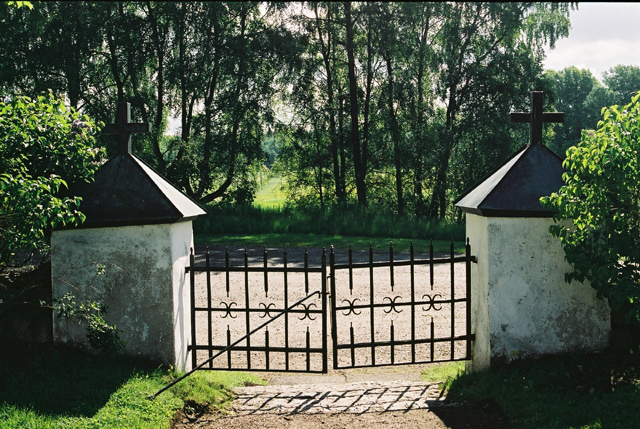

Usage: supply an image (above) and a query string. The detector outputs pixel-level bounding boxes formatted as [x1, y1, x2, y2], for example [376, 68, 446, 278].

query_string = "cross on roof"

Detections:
[510, 91, 564, 146]
[102, 102, 151, 154]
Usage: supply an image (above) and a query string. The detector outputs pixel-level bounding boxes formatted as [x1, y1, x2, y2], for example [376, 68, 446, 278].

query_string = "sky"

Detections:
[543, 2, 640, 81]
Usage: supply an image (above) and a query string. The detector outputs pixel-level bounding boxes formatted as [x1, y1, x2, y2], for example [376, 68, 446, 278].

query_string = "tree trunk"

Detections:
[385, 53, 404, 215]
[344, 1, 366, 205]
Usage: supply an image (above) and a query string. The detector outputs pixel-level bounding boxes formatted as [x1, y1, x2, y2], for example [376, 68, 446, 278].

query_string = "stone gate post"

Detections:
[455, 92, 610, 371]
[51, 103, 205, 372]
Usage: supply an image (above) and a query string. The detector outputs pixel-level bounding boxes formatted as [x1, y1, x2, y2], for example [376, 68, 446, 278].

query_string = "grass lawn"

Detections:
[423, 351, 640, 429]
[195, 232, 466, 254]
[0, 343, 264, 429]
[253, 177, 286, 209]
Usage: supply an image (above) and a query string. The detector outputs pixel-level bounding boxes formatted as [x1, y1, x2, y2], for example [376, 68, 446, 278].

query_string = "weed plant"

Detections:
[194, 205, 465, 242]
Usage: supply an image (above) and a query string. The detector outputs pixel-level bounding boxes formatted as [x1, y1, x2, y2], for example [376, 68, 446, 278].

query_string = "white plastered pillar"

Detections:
[465, 214, 610, 372]
[51, 221, 193, 372]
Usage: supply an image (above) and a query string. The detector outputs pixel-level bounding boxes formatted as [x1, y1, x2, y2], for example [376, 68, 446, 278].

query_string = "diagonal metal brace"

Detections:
[149, 290, 321, 400]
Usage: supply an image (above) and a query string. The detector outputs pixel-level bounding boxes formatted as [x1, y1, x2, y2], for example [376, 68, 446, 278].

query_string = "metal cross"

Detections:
[102, 102, 151, 154]
[510, 91, 564, 146]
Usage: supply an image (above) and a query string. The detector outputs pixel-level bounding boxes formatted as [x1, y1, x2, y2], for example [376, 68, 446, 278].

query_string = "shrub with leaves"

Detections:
[0, 93, 104, 272]
[51, 291, 125, 353]
[541, 93, 640, 323]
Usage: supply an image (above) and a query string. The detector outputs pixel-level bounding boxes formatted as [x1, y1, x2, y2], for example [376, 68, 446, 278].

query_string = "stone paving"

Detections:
[231, 380, 453, 415]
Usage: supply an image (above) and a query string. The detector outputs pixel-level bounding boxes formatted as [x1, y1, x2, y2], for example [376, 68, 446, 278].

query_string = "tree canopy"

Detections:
[0, 1, 577, 220]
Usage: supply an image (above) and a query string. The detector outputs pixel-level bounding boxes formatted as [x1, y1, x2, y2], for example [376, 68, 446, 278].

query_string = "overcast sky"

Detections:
[543, 2, 640, 80]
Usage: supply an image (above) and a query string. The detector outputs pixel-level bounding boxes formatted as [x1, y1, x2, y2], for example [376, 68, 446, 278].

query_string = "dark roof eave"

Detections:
[55, 216, 198, 231]
[458, 206, 556, 218]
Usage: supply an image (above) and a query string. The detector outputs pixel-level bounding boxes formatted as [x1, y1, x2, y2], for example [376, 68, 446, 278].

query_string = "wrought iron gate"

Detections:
[329, 240, 474, 369]
[186, 241, 474, 373]
[187, 247, 328, 373]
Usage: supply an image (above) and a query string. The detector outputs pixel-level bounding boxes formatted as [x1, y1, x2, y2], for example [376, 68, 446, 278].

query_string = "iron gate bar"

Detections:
[265, 329, 270, 370]
[334, 335, 472, 349]
[329, 247, 338, 369]
[196, 307, 323, 316]
[410, 242, 415, 363]
[225, 247, 230, 296]
[264, 247, 268, 296]
[333, 298, 468, 312]
[369, 244, 375, 365]
[187, 266, 325, 273]
[321, 249, 328, 373]
[206, 248, 213, 368]
[430, 240, 434, 289]
[450, 241, 455, 359]
[348, 245, 353, 295]
[190, 248, 196, 369]
[192, 345, 325, 354]
[466, 238, 473, 357]
[244, 248, 251, 369]
[390, 242, 394, 291]
[304, 248, 309, 294]
[284, 247, 289, 370]
[329, 255, 474, 270]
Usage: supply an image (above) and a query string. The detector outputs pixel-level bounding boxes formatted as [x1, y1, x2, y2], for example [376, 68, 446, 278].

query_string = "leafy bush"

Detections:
[0, 93, 104, 272]
[542, 93, 640, 323]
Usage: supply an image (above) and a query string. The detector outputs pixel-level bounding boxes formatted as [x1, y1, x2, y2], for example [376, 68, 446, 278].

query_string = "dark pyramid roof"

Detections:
[68, 153, 206, 229]
[454, 144, 565, 217]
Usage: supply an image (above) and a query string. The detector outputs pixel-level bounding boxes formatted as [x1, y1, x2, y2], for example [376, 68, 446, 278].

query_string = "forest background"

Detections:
[2, 1, 639, 240]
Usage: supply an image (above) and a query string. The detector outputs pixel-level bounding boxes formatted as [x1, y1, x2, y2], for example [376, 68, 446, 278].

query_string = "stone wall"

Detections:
[51, 222, 192, 370]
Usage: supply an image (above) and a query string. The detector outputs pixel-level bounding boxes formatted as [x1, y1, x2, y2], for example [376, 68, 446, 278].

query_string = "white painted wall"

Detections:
[51, 222, 193, 371]
[466, 214, 610, 371]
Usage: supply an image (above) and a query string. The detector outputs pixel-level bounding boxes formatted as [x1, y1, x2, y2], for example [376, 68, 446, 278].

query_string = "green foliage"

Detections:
[541, 93, 640, 322]
[0, 94, 103, 272]
[50, 291, 125, 353]
[545, 64, 640, 160]
[603, 65, 640, 105]
[544, 67, 599, 155]
[168, 370, 264, 414]
[445, 352, 640, 429]
[253, 176, 286, 209]
[421, 361, 464, 388]
[5, 1, 32, 9]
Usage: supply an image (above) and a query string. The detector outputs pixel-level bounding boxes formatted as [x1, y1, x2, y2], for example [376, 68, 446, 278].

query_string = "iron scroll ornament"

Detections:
[298, 302, 318, 320]
[258, 302, 277, 318]
[383, 296, 403, 314]
[219, 301, 238, 318]
[422, 294, 443, 312]
[341, 298, 362, 316]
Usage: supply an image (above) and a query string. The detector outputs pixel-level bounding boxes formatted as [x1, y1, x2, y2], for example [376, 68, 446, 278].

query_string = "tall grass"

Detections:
[194, 205, 465, 241]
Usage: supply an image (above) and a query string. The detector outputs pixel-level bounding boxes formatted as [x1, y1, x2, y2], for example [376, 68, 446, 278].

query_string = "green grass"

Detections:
[194, 205, 465, 242]
[195, 233, 466, 254]
[253, 177, 286, 209]
[422, 361, 465, 387]
[427, 352, 640, 429]
[0, 343, 263, 429]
